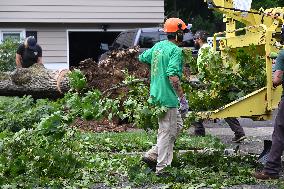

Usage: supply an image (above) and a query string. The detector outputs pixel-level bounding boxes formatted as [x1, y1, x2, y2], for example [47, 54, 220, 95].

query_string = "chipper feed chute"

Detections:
[198, 0, 284, 120]
[198, 87, 282, 120]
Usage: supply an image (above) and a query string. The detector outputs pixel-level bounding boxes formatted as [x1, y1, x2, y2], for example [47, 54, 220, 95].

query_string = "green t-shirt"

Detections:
[139, 40, 183, 108]
[274, 49, 284, 80]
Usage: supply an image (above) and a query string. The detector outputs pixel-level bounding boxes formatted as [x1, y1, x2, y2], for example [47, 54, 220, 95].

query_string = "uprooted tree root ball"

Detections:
[76, 46, 150, 95]
[70, 46, 150, 131]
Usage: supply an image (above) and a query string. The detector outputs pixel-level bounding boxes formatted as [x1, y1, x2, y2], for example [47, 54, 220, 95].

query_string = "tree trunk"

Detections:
[0, 64, 70, 99]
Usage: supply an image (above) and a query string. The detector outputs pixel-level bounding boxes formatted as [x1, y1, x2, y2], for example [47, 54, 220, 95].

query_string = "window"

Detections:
[0, 29, 25, 42]
[139, 32, 166, 48]
[112, 32, 126, 49]
[111, 30, 137, 49]
[3, 32, 21, 41]
[177, 32, 194, 48]
[123, 31, 136, 48]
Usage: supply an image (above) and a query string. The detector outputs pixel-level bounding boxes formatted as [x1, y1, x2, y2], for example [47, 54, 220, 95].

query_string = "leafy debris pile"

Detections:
[68, 47, 153, 132]
[184, 46, 266, 111]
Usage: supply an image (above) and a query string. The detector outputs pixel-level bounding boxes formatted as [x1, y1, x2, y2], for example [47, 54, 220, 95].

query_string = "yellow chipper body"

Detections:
[198, 0, 284, 120]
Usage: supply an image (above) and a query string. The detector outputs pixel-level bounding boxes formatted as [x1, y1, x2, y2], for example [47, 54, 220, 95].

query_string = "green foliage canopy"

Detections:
[165, 0, 284, 34]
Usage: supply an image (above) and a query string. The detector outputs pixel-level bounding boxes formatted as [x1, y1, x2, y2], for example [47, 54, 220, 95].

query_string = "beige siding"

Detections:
[0, 22, 158, 68]
[0, 0, 164, 23]
[37, 30, 67, 65]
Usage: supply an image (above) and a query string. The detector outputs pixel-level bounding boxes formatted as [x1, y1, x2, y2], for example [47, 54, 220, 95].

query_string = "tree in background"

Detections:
[165, 0, 284, 35]
[252, 0, 284, 9]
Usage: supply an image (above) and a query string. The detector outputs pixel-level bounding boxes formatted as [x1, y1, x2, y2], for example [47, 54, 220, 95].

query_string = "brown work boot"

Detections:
[253, 171, 279, 180]
[141, 156, 157, 172]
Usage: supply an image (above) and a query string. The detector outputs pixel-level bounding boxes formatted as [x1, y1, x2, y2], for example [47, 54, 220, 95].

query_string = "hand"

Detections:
[179, 95, 189, 116]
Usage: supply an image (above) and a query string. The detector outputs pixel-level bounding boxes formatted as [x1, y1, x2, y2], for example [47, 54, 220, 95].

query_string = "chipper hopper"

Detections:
[198, 0, 284, 120]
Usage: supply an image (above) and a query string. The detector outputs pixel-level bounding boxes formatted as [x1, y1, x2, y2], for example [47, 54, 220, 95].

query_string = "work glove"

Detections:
[179, 95, 189, 117]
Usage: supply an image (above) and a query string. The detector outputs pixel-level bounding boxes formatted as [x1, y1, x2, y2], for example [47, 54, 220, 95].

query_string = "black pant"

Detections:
[264, 100, 284, 175]
[193, 117, 245, 137]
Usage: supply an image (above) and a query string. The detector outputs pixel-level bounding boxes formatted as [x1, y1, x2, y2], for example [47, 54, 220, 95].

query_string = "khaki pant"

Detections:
[144, 108, 183, 173]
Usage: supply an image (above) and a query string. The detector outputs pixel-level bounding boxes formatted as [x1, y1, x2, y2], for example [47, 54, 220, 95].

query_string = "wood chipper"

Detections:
[197, 0, 284, 120]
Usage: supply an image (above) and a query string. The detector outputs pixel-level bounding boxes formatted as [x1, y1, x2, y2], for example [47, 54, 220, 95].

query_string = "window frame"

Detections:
[0, 29, 26, 43]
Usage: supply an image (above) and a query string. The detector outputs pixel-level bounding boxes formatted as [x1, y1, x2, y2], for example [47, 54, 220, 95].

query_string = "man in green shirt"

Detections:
[139, 17, 189, 176]
[192, 30, 246, 143]
[254, 27, 284, 180]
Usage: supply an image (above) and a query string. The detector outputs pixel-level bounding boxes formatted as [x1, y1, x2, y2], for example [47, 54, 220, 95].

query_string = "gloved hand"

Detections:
[179, 95, 189, 117]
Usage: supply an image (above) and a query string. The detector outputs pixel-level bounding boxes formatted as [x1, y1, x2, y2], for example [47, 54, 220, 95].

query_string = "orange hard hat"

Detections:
[164, 18, 187, 33]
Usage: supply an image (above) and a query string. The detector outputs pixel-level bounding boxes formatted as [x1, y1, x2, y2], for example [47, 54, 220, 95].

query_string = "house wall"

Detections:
[0, 0, 164, 69]
[37, 28, 67, 69]
[0, 0, 164, 23]
[0, 23, 158, 69]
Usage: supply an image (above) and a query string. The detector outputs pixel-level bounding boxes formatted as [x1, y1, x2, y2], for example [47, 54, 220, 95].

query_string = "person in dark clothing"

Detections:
[193, 118, 246, 142]
[192, 30, 246, 143]
[16, 36, 43, 68]
[253, 27, 284, 180]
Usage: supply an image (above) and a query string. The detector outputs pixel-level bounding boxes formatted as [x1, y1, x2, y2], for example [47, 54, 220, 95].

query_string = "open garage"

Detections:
[68, 31, 120, 67]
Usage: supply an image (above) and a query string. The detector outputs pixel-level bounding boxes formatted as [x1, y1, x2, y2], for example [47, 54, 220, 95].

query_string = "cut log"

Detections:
[0, 64, 70, 99]
[0, 47, 149, 99]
